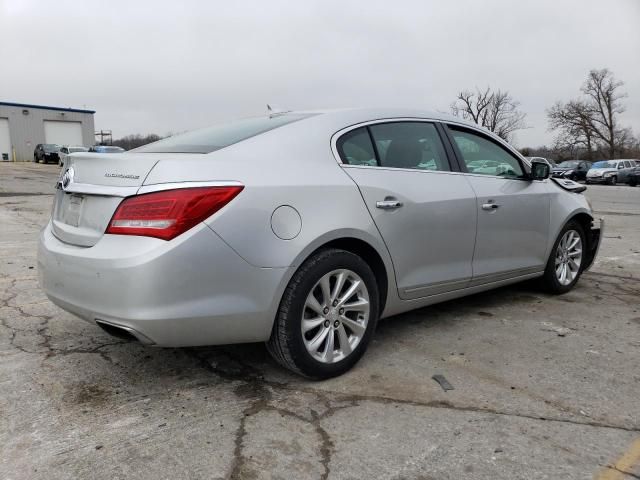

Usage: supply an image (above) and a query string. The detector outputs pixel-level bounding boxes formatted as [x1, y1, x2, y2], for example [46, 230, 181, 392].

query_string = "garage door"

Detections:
[44, 121, 83, 146]
[0, 118, 11, 161]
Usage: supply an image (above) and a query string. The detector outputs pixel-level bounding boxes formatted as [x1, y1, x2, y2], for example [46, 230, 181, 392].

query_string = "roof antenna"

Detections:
[267, 104, 290, 117]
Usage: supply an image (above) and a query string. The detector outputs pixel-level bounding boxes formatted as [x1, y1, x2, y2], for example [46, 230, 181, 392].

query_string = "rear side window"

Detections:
[134, 113, 316, 154]
[336, 128, 377, 166]
[448, 126, 524, 178]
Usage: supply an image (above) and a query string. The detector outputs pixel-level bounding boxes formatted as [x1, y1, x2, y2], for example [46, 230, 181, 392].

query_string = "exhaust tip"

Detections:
[95, 320, 155, 345]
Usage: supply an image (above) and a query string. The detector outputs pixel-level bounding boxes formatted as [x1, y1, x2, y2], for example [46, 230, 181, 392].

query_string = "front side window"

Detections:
[449, 126, 524, 178]
[368, 122, 450, 171]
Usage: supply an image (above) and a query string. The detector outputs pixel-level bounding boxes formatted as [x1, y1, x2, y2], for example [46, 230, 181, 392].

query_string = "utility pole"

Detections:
[94, 130, 113, 145]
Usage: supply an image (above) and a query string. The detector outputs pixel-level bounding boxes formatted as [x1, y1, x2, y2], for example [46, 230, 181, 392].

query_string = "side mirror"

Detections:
[618, 164, 624, 169]
[530, 160, 550, 180]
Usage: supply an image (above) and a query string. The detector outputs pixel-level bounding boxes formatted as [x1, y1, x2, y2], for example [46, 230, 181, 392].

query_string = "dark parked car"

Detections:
[551, 160, 592, 181]
[88, 145, 125, 153]
[33, 144, 61, 164]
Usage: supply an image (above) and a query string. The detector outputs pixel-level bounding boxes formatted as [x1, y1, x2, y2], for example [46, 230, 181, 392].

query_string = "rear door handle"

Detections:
[481, 203, 500, 211]
[376, 199, 403, 210]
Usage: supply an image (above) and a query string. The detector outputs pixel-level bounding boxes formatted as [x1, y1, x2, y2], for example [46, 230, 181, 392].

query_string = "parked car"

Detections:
[38, 108, 602, 378]
[586, 159, 638, 185]
[551, 160, 592, 182]
[33, 144, 61, 164]
[526, 157, 556, 168]
[58, 146, 89, 166]
[88, 145, 126, 153]
[629, 165, 640, 187]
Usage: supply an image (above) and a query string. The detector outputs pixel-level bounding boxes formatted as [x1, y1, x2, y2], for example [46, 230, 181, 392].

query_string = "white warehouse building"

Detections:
[0, 101, 95, 162]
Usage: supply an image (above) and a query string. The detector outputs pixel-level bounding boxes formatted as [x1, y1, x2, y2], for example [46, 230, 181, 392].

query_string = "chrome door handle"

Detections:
[481, 203, 500, 211]
[376, 200, 403, 210]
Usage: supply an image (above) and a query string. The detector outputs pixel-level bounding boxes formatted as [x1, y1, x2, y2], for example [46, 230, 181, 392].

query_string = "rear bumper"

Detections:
[37, 222, 290, 347]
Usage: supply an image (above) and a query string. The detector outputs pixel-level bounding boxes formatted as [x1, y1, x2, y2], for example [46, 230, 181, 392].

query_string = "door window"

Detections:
[336, 128, 377, 166]
[448, 126, 524, 178]
[369, 122, 450, 171]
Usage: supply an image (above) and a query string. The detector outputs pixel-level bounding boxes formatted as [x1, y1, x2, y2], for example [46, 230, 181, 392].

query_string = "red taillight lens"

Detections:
[106, 186, 243, 240]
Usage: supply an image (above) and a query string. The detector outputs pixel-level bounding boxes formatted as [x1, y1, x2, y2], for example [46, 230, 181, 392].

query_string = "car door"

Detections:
[336, 121, 477, 299]
[619, 161, 632, 182]
[443, 124, 550, 284]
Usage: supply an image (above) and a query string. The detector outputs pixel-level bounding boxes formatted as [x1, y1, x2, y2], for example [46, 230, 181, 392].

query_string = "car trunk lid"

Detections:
[51, 153, 160, 247]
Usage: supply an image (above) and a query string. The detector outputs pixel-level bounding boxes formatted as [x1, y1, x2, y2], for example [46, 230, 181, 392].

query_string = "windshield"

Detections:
[592, 161, 615, 169]
[557, 161, 579, 168]
[69, 147, 88, 153]
[43, 144, 60, 151]
[134, 113, 316, 154]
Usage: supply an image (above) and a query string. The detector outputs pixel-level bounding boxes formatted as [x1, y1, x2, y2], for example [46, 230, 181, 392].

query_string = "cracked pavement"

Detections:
[1, 163, 639, 479]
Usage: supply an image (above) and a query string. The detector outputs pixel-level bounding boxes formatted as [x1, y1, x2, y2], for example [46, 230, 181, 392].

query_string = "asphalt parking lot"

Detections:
[1, 162, 639, 480]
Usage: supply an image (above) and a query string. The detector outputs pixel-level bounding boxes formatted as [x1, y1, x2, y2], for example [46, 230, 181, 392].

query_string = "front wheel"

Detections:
[541, 221, 586, 294]
[608, 175, 617, 185]
[267, 248, 379, 379]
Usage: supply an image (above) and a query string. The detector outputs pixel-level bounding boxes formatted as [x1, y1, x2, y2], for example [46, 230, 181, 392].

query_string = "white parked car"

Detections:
[58, 145, 89, 166]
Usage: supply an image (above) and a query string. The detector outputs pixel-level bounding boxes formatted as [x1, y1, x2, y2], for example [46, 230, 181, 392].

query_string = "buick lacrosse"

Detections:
[38, 108, 602, 378]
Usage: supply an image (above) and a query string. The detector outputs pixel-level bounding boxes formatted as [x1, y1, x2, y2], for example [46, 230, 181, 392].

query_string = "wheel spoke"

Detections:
[323, 330, 335, 362]
[568, 258, 580, 271]
[568, 248, 582, 258]
[302, 316, 325, 333]
[307, 326, 330, 352]
[341, 315, 366, 336]
[568, 236, 581, 250]
[319, 276, 331, 307]
[305, 295, 324, 316]
[337, 280, 361, 307]
[342, 298, 369, 312]
[560, 264, 567, 284]
[331, 271, 347, 303]
[337, 324, 352, 356]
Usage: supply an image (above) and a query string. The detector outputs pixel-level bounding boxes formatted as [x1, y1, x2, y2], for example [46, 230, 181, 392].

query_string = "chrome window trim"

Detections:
[330, 117, 533, 179]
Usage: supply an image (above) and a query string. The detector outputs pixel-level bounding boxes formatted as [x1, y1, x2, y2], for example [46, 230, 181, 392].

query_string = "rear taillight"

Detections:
[106, 186, 243, 240]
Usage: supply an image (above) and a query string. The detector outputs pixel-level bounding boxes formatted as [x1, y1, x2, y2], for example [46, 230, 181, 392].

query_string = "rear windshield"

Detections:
[134, 113, 316, 154]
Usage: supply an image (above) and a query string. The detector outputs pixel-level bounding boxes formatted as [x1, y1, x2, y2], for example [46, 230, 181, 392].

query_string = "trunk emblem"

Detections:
[58, 167, 75, 191]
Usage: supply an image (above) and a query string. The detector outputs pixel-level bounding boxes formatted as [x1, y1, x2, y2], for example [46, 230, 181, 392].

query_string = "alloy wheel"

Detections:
[301, 269, 370, 364]
[555, 230, 583, 286]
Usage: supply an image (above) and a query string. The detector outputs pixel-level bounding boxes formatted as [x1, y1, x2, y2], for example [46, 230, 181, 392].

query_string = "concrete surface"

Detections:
[1, 163, 639, 480]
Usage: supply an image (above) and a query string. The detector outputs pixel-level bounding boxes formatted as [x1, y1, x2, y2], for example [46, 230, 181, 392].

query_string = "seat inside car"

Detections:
[383, 137, 423, 169]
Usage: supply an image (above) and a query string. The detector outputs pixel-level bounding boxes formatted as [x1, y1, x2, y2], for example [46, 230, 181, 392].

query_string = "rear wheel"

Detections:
[267, 248, 379, 379]
[541, 221, 585, 294]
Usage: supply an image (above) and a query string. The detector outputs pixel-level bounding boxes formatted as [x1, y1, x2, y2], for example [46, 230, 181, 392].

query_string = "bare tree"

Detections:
[581, 68, 627, 159]
[451, 87, 527, 141]
[547, 99, 595, 160]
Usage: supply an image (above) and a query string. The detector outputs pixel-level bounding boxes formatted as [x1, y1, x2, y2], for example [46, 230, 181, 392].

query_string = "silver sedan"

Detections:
[38, 108, 602, 378]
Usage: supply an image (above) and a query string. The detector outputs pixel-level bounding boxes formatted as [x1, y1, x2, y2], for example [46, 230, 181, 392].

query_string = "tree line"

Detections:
[450, 68, 639, 161]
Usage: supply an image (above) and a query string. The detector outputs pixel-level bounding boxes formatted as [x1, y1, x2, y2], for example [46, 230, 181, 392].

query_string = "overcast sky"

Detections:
[1, 0, 639, 147]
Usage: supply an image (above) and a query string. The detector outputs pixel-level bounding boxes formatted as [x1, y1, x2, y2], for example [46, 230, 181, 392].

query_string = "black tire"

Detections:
[630, 180, 637, 187]
[267, 248, 379, 379]
[541, 220, 586, 294]
[608, 175, 616, 186]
